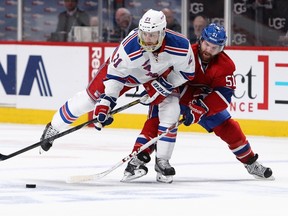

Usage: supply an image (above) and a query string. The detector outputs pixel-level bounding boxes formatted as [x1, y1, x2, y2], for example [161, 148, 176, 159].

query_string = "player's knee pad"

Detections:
[69, 90, 95, 116]
[213, 118, 246, 148]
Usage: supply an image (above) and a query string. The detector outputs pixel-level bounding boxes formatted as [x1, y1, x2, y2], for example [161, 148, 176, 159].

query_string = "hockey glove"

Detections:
[141, 77, 173, 105]
[183, 99, 209, 126]
[94, 94, 116, 130]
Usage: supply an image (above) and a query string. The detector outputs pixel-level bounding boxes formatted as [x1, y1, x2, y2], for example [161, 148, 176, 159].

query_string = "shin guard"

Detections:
[213, 119, 254, 163]
[132, 117, 159, 154]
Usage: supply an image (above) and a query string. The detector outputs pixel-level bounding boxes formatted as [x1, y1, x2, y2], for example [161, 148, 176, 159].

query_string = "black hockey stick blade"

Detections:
[0, 99, 140, 161]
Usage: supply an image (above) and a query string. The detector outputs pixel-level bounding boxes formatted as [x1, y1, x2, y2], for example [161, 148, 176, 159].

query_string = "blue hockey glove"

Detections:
[183, 99, 209, 126]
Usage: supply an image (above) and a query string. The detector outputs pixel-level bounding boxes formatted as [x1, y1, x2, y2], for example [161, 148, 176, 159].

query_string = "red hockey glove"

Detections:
[94, 94, 116, 130]
[141, 77, 173, 105]
[183, 99, 209, 126]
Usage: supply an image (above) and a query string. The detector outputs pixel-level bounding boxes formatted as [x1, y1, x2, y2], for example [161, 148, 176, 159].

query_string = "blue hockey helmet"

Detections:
[201, 23, 227, 47]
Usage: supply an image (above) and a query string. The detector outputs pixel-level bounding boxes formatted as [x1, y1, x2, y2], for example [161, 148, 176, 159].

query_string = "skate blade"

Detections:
[253, 174, 275, 181]
[156, 172, 173, 184]
[121, 169, 147, 182]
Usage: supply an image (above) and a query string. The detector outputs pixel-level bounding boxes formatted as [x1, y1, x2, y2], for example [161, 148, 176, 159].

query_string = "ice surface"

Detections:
[0, 123, 287, 216]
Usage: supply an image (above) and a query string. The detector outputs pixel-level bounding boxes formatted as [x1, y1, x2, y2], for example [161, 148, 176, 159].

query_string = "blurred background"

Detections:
[0, 0, 287, 46]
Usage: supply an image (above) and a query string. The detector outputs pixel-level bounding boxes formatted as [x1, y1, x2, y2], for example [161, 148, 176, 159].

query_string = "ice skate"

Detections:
[121, 152, 151, 182]
[40, 123, 59, 152]
[155, 157, 175, 183]
[244, 154, 275, 180]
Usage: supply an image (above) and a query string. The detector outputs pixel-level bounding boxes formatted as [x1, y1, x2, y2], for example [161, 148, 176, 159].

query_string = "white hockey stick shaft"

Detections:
[66, 119, 184, 183]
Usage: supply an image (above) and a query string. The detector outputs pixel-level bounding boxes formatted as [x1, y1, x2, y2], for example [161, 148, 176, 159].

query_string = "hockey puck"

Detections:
[26, 184, 36, 188]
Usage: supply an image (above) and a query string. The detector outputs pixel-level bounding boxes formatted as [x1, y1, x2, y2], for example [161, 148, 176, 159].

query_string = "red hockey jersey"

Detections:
[180, 43, 236, 116]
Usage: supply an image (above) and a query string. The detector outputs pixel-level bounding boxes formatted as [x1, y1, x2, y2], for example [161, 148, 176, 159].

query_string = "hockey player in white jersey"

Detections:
[40, 9, 195, 182]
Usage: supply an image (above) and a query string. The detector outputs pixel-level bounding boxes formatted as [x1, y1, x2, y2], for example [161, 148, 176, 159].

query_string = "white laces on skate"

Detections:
[43, 128, 59, 141]
[39, 123, 59, 154]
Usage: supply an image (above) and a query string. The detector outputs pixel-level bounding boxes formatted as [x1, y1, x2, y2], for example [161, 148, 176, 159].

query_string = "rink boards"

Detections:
[0, 42, 287, 136]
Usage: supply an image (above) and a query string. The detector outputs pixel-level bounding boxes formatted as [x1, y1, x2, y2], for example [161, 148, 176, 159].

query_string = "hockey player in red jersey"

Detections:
[40, 9, 195, 182]
[122, 23, 274, 182]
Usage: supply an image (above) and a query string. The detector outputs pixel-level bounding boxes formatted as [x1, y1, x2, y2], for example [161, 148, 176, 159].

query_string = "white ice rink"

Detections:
[0, 123, 287, 216]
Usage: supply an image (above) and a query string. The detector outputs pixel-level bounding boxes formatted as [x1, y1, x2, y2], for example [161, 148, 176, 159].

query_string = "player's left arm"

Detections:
[181, 75, 235, 126]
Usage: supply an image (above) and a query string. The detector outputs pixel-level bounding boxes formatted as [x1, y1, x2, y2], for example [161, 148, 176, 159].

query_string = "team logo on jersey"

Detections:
[142, 59, 158, 78]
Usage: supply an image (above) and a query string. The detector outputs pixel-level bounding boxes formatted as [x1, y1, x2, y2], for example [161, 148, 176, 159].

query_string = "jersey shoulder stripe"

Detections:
[164, 30, 190, 56]
[122, 31, 144, 61]
[128, 48, 145, 61]
[122, 30, 138, 46]
[164, 45, 189, 56]
[166, 29, 187, 39]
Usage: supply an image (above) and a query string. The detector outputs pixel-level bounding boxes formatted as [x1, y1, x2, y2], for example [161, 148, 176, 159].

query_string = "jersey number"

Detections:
[226, 75, 236, 87]
[112, 53, 122, 68]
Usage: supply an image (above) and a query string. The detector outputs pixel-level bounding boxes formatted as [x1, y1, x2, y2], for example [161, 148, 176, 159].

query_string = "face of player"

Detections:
[199, 40, 222, 63]
[139, 30, 160, 47]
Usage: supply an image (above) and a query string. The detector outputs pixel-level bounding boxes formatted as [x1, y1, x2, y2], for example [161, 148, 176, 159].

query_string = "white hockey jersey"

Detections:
[104, 29, 195, 98]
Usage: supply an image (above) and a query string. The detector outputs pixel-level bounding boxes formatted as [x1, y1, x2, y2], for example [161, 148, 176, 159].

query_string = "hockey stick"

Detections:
[0, 99, 140, 161]
[66, 118, 185, 183]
